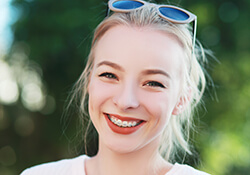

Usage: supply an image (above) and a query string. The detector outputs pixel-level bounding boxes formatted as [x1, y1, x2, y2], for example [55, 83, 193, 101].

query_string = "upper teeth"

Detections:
[110, 115, 138, 128]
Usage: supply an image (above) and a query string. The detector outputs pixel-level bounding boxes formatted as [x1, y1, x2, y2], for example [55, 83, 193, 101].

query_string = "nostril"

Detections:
[112, 82, 140, 110]
[112, 93, 140, 110]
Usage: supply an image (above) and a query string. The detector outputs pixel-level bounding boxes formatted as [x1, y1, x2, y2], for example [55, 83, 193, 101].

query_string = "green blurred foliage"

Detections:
[0, 0, 249, 174]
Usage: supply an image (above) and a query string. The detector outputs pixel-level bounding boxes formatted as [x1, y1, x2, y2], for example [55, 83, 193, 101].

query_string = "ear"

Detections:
[172, 98, 185, 116]
[172, 87, 192, 116]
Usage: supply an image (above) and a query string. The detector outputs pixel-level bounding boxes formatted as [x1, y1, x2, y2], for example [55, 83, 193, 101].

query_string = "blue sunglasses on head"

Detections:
[106, 0, 197, 51]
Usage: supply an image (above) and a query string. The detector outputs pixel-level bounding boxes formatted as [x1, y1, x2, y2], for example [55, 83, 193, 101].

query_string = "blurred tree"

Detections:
[0, 0, 249, 174]
[1, 0, 105, 174]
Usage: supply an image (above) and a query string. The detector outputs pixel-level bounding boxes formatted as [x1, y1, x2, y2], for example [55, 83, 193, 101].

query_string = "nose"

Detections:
[113, 82, 140, 110]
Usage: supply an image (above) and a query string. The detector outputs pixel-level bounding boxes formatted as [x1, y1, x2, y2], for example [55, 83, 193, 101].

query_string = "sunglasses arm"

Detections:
[192, 18, 197, 54]
[106, 4, 111, 17]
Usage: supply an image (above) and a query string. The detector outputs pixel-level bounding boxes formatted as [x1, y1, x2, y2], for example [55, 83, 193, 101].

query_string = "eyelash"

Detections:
[98, 72, 166, 89]
[145, 81, 166, 88]
[99, 72, 118, 80]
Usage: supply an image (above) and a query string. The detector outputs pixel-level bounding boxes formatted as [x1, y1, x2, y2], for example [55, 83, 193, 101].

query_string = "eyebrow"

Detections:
[141, 69, 171, 79]
[97, 61, 171, 79]
[97, 61, 125, 72]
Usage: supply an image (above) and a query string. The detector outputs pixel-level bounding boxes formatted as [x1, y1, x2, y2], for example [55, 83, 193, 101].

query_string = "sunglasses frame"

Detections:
[106, 0, 197, 52]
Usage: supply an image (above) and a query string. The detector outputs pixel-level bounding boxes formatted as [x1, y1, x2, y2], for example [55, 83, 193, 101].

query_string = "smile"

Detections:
[107, 114, 143, 128]
[104, 113, 145, 135]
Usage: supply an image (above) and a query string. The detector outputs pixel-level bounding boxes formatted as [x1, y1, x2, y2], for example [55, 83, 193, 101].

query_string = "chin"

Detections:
[99, 133, 145, 155]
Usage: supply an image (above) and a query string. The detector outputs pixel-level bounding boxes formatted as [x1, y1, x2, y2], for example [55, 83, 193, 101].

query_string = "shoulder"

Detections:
[166, 163, 210, 175]
[20, 155, 89, 175]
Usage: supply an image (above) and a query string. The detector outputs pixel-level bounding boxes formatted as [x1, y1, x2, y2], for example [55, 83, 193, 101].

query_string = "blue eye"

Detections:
[99, 72, 118, 80]
[146, 81, 166, 88]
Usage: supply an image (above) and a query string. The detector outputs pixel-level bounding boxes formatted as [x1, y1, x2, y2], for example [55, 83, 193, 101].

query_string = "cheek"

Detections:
[88, 79, 115, 114]
[88, 80, 102, 113]
[141, 92, 177, 122]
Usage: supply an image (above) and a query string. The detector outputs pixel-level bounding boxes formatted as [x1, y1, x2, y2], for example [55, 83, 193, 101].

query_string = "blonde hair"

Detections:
[69, 4, 208, 161]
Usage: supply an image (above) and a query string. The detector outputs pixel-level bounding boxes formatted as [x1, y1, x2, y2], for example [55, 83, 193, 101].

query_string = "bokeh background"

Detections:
[0, 0, 249, 174]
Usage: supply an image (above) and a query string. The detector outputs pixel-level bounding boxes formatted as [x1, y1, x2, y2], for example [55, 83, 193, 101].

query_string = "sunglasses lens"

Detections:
[159, 7, 189, 21]
[112, 0, 144, 10]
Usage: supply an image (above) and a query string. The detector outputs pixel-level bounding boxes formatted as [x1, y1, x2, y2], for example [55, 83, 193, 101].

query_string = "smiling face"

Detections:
[88, 25, 185, 154]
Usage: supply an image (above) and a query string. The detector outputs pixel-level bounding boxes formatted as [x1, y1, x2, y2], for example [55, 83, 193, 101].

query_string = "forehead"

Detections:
[94, 25, 184, 76]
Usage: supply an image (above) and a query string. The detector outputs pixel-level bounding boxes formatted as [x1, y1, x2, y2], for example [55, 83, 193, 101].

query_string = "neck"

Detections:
[86, 137, 172, 175]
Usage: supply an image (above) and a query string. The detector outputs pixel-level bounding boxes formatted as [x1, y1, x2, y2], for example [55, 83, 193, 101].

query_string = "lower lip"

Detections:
[104, 114, 145, 135]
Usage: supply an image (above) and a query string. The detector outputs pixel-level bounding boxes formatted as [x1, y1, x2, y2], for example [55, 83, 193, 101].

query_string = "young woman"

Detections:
[21, 0, 211, 174]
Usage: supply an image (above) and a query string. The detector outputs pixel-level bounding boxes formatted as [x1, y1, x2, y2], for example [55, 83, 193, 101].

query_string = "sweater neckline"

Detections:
[81, 155, 181, 175]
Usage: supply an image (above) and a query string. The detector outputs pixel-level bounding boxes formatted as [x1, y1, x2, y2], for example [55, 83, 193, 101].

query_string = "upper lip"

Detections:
[104, 113, 145, 122]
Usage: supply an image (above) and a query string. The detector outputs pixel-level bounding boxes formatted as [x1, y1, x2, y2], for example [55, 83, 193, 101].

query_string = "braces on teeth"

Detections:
[108, 115, 139, 128]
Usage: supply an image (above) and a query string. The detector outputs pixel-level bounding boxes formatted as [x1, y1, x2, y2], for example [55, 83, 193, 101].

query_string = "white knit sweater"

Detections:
[21, 155, 210, 175]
